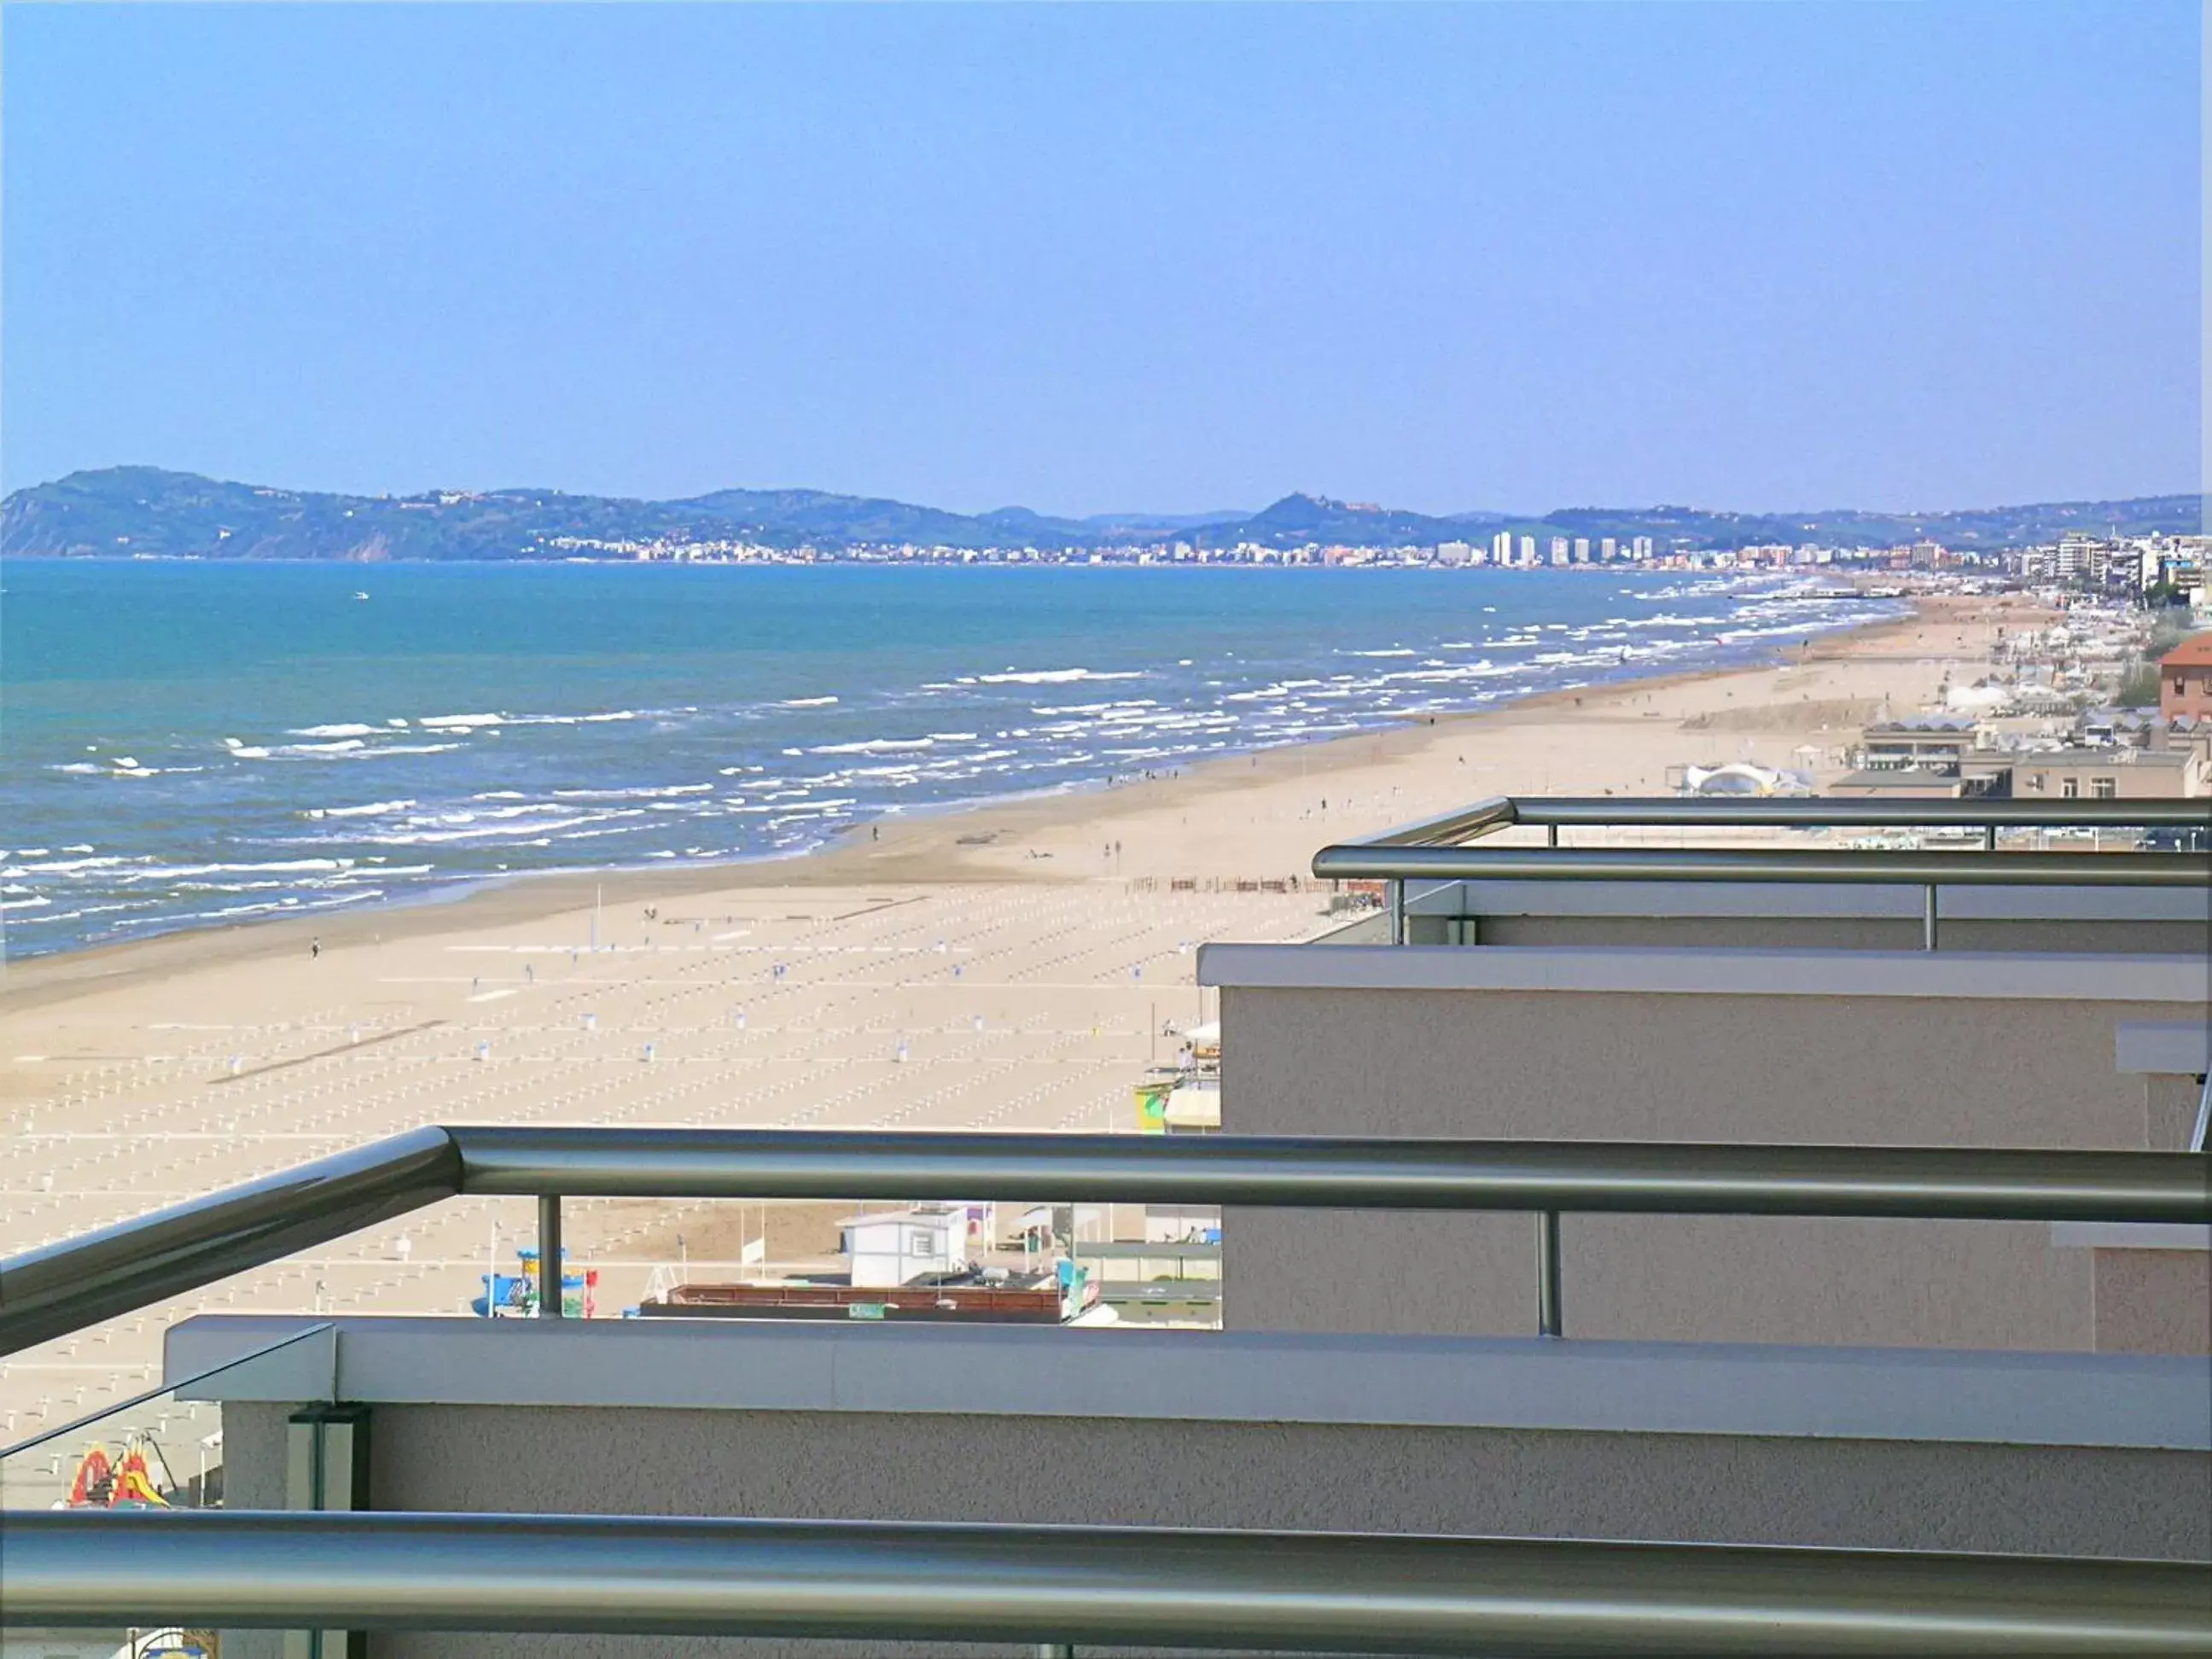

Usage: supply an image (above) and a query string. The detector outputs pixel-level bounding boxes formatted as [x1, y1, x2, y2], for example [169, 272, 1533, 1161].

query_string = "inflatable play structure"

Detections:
[473, 1245, 596, 1318]
[65, 1434, 174, 1508]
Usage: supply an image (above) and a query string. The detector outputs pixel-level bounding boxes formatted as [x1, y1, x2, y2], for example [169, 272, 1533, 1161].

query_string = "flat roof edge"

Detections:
[167, 1316, 2212, 1452]
[1197, 943, 2212, 1003]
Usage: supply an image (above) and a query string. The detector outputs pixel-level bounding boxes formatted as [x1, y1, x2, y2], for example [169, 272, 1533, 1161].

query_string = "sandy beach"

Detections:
[0, 590, 2035, 1458]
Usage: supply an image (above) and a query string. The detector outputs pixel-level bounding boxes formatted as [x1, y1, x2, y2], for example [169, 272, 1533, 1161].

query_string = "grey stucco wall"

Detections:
[1220, 987, 2197, 1349]
[212, 1405, 291, 1659]
[2146, 1072, 2208, 1150]
[356, 1401, 2212, 1557]
[207, 1398, 2211, 1659]
[2095, 1250, 2212, 1354]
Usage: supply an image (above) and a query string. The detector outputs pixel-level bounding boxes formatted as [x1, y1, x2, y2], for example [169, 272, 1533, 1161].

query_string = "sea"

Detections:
[1, 560, 1905, 959]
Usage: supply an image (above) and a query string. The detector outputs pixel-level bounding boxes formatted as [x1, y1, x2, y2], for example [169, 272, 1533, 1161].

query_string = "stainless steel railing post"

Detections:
[1923, 885, 1939, 952]
[1535, 1210, 1563, 1336]
[538, 1194, 564, 1319]
[1388, 879, 1405, 945]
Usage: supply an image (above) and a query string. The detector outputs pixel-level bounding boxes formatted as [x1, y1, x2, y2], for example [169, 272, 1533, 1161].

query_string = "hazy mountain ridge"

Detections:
[3, 467, 2199, 560]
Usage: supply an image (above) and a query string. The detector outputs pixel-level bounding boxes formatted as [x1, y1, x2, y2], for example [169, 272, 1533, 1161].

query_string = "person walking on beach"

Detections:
[310, 937, 320, 960]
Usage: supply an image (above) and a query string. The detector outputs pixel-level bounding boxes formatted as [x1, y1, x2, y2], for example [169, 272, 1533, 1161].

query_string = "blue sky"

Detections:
[2, 2, 2198, 515]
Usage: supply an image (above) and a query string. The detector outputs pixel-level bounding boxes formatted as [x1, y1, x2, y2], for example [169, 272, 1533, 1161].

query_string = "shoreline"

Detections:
[0, 592, 1989, 1010]
[0, 564, 1908, 974]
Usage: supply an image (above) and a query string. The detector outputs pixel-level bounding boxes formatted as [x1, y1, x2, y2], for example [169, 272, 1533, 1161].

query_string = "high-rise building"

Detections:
[1437, 540, 1471, 567]
[1492, 529, 1514, 564]
[1549, 537, 1569, 566]
[1632, 535, 1654, 560]
[1518, 535, 1537, 566]
[1573, 538, 1592, 564]
[1600, 537, 1617, 561]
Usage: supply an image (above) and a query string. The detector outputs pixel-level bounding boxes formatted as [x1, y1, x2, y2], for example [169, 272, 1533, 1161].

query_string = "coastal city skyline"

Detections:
[6, 463, 2201, 568]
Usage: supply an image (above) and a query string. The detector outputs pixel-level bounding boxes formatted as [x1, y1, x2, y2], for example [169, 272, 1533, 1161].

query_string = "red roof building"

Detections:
[2157, 632, 2212, 720]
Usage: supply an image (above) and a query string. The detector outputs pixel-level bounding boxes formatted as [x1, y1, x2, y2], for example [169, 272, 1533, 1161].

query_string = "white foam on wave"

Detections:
[418, 713, 506, 730]
[280, 739, 367, 755]
[504, 709, 646, 726]
[360, 812, 635, 845]
[438, 801, 576, 822]
[1033, 699, 1158, 716]
[975, 667, 1144, 685]
[778, 696, 840, 708]
[303, 800, 416, 820]
[117, 857, 357, 883]
[290, 723, 383, 739]
[810, 738, 935, 755]
[109, 888, 389, 930]
[550, 783, 714, 800]
[3, 854, 131, 876]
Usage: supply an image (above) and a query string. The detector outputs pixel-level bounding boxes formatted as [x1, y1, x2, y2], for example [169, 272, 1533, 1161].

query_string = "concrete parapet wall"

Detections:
[1199, 944, 2206, 1350]
[181, 1316, 2209, 1659]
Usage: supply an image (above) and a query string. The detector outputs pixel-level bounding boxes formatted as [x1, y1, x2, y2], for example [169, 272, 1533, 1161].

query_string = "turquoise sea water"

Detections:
[1, 561, 1898, 958]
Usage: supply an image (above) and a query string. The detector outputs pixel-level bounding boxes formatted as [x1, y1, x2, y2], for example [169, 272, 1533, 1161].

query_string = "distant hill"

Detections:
[1, 466, 2198, 560]
[1191, 492, 1509, 550]
[0, 468, 709, 562]
[0, 469, 1187, 559]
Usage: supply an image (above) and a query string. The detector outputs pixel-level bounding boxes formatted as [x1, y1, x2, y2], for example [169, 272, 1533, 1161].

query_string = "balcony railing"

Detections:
[4, 1126, 2205, 1353]
[5, 1510, 2204, 1655]
[1308, 795, 2212, 946]
[8, 1126, 2207, 1652]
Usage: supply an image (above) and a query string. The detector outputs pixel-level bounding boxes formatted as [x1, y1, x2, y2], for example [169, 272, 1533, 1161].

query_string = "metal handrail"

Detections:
[1312, 847, 2212, 884]
[4, 1511, 2205, 1654]
[4, 1128, 2206, 1356]
[0, 1126, 456, 1355]
[1343, 795, 2212, 851]
[445, 1127, 2209, 1217]
[1310, 795, 2212, 946]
